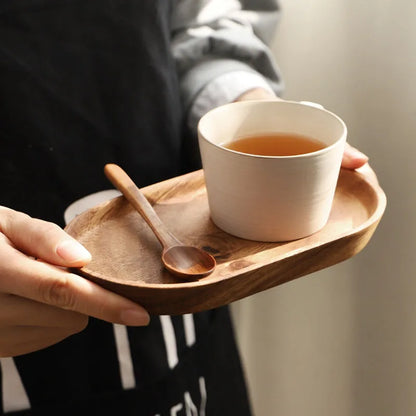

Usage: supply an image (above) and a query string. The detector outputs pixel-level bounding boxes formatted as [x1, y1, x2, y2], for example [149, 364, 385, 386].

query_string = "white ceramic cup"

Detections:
[197, 100, 347, 242]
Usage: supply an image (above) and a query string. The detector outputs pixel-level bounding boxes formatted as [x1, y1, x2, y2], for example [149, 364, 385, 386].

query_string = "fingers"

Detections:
[342, 143, 369, 170]
[0, 206, 91, 268]
[0, 326, 78, 357]
[0, 253, 150, 326]
[0, 207, 150, 357]
[0, 293, 89, 356]
[341, 144, 379, 185]
[0, 236, 150, 327]
[235, 88, 278, 102]
[0, 293, 88, 328]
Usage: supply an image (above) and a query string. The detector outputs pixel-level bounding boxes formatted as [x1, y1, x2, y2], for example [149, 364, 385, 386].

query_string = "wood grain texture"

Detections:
[103, 163, 216, 279]
[65, 169, 386, 315]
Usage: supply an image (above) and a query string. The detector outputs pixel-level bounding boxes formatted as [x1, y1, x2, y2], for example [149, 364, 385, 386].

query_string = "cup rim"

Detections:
[198, 100, 348, 160]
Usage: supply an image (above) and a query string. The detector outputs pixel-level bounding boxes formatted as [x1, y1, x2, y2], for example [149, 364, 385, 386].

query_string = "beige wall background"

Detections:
[231, 0, 416, 415]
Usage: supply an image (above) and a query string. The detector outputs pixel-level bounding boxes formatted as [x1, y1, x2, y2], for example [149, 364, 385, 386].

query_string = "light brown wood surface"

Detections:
[103, 163, 216, 279]
[65, 168, 386, 315]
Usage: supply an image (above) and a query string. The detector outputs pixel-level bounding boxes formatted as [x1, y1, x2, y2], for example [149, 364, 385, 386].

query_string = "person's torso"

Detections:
[0, 1, 251, 414]
[0, 0, 186, 225]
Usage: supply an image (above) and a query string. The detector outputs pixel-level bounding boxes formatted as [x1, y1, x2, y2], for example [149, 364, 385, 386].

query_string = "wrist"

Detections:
[234, 88, 281, 102]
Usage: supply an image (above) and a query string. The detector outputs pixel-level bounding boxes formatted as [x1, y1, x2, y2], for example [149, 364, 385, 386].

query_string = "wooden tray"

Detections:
[66, 168, 386, 315]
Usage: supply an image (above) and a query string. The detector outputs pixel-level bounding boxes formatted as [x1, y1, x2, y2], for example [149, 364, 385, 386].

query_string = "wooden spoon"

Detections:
[104, 164, 216, 280]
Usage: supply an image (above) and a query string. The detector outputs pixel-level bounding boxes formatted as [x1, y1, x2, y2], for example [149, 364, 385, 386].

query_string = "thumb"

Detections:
[341, 143, 369, 170]
[0, 207, 91, 267]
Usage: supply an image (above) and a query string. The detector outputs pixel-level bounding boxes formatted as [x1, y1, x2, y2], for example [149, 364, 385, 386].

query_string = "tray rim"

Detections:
[66, 168, 387, 290]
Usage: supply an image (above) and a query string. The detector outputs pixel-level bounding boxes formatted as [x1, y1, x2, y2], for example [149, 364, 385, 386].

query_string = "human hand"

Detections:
[234, 88, 370, 170]
[0, 207, 149, 357]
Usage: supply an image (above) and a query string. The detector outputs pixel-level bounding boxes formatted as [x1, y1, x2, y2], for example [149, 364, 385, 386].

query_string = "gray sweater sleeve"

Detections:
[171, 0, 284, 129]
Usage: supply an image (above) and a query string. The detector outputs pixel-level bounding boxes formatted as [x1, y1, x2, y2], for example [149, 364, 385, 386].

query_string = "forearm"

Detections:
[172, 0, 283, 130]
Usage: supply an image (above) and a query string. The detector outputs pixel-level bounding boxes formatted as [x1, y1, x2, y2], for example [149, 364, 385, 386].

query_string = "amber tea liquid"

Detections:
[224, 133, 326, 156]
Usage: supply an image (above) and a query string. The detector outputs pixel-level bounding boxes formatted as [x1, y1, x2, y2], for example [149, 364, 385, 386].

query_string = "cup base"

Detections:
[210, 215, 329, 243]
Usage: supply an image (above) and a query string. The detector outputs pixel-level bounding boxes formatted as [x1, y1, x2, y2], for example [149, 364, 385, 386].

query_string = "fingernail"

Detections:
[120, 308, 150, 326]
[56, 240, 92, 263]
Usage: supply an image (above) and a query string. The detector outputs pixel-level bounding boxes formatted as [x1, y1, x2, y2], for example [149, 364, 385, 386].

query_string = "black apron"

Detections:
[0, 1, 252, 414]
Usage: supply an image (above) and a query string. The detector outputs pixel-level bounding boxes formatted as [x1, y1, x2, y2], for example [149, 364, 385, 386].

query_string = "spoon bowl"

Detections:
[162, 245, 216, 279]
[104, 164, 216, 280]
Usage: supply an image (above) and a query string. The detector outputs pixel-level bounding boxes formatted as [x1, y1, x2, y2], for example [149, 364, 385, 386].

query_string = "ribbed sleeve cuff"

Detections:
[182, 60, 279, 131]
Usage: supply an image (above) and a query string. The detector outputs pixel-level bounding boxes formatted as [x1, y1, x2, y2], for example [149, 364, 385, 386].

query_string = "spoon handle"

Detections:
[104, 164, 181, 249]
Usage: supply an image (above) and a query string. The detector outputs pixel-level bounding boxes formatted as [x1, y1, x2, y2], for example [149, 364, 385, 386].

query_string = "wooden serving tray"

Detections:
[66, 168, 386, 315]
